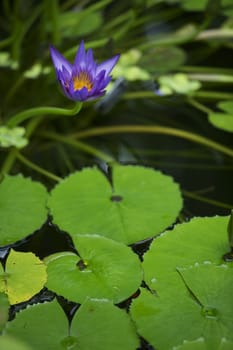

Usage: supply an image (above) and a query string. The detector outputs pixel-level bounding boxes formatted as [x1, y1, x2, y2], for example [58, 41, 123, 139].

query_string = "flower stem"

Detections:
[183, 190, 233, 209]
[122, 91, 233, 100]
[16, 151, 61, 182]
[7, 102, 83, 128]
[71, 125, 233, 158]
[187, 97, 212, 115]
[40, 131, 115, 163]
[0, 148, 18, 178]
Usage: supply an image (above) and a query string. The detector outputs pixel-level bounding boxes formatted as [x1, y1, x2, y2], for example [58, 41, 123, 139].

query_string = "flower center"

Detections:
[73, 71, 93, 92]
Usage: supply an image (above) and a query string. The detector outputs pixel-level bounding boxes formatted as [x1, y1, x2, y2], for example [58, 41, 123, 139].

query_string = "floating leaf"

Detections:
[0, 175, 48, 246]
[0, 249, 47, 304]
[4, 299, 68, 350]
[0, 335, 33, 350]
[0, 292, 9, 331]
[208, 101, 233, 132]
[70, 298, 139, 350]
[180, 0, 208, 11]
[157, 73, 201, 95]
[131, 263, 233, 349]
[0, 126, 28, 148]
[208, 113, 233, 132]
[4, 297, 139, 350]
[59, 11, 102, 37]
[143, 216, 231, 296]
[113, 49, 151, 81]
[45, 234, 142, 303]
[138, 46, 186, 74]
[48, 165, 182, 244]
[24, 63, 50, 79]
[0, 52, 18, 69]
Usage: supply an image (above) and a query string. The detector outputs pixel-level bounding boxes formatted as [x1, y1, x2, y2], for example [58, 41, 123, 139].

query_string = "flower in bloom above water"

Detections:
[50, 40, 120, 101]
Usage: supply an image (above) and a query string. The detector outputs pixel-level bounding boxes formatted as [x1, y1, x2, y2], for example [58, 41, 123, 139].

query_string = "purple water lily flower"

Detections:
[50, 40, 120, 101]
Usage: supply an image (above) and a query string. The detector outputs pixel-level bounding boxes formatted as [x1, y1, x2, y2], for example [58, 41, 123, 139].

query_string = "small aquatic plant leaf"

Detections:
[143, 216, 231, 296]
[45, 234, 142, 303]
[173, 337, 233, 350]
[0, 175, 48, 246]
[208, 113, 233, 132]
[0, 126, 28, 148]
[113, 49, 150, 81]
[70, 298, 139, 350]
[48, 165, 182, 244]
[59, 11, 102, 37]
[0, 335, 33, 350]
[208, 101, 233, 132]
[138, 46, 186, 74]
[4, 299, 68, 350]
[131, 264, 233, 350]
[180, 0, 208, 11]
[0, 292, 9, 331]
[157, 73, 201, 95]
[1, 249, 47, 305]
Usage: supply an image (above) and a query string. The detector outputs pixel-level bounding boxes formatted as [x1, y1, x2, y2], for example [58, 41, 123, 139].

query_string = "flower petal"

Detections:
[74, 40, 86, 69]
[96, 54, 120, 77]
[50, 45, 72, 75]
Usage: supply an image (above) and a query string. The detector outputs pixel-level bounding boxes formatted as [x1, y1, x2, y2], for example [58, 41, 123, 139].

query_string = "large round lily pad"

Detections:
[4, 298, 139, 350]
[45, 234, 143, 303]
[48, 165, 182, 244]
[142, 216, 231, 296]
[130, 263, 233, 350]
[0, 175, 48, 246]
[4, 299, 68, 350]
[70, 298, 139, 350]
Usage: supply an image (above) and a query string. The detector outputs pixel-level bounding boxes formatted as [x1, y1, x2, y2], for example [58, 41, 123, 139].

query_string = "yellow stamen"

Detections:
[73, 71, 93, 91]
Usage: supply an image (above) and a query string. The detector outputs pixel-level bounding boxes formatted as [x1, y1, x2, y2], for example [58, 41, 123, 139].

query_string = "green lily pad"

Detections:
[143, 216, 231, 296]
[158, 73, 201, 95]
[0, 175, 48, 246]
[138, 46, 186, 74]
[130, 263, 233, 350]
[59, 11, 102, 37]
[181, 0, 208, 11]
[0, 292, 9, 331]
[173, 337, 233, 350]
[0, 249, 47, 305]
[4, 297, 139, 350]
[4, 299, 68, 350]
[208, 113, 233, 132]
[45, 234, 142, 303]
[113, 50, 150, 81]
[0, 126, 28, 148]
[70, 298, 139, 350]
[208, 101, 233, 132]
[0, 336, 33, 350]
[48, 165, 182, 244]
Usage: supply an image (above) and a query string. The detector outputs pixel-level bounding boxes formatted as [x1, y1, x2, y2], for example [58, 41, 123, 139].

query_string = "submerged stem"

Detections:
[40, 131, 115, 163]
[71, 125, 233, 158]
[16, 152, 61, 182]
